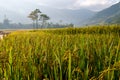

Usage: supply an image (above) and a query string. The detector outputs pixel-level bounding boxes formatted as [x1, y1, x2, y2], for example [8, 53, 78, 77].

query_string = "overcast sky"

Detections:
[0, 0, 119, 12]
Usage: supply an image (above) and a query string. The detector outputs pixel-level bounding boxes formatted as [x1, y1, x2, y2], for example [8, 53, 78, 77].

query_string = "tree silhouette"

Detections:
[39, 14, 50, 28]
[28, 9, 41, 29]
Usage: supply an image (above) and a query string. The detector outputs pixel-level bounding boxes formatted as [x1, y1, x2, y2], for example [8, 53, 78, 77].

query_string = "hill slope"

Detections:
[88, 2, 120, 24]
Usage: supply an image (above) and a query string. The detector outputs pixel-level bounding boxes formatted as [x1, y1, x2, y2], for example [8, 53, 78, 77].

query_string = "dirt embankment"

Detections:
[0, 31, 10, 39]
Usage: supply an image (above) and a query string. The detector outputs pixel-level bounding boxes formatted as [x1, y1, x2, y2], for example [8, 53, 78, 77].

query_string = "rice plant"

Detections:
[0, 25, 120, 80]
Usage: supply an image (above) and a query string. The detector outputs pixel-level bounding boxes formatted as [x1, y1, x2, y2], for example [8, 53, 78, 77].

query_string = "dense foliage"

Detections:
[0, 25, 120, 80]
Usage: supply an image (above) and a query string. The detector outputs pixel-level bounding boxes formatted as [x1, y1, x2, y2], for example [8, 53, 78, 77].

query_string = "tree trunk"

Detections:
[36, 20, 38, 29]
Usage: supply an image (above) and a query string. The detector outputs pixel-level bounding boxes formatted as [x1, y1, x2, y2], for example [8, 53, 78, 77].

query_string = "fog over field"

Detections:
[0, 0, 119, 25]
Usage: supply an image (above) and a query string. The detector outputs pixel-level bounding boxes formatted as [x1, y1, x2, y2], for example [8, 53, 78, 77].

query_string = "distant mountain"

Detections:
[0, 5, 95, 26]
[87, 2, 120, 24]
[42, 8, 95, 25]
[0, 8, 29, 23]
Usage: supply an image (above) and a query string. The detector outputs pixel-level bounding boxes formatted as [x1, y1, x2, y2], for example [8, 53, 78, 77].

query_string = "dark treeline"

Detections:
[0, 21, 74, 29]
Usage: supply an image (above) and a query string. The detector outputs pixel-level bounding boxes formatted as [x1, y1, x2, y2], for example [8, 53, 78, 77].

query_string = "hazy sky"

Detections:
[0, 0, 119, 11]
[0, 0, 119, 23]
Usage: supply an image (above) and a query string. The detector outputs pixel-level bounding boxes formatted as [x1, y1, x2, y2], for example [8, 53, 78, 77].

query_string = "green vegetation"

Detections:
[0, 25, 120, 80]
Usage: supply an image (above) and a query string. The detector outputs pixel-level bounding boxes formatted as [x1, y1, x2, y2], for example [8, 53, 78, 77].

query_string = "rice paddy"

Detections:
[0, 25, 120, 80]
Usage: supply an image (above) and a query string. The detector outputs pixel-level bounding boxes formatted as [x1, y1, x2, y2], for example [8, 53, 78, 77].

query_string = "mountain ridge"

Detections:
[87, 2, 120, 25]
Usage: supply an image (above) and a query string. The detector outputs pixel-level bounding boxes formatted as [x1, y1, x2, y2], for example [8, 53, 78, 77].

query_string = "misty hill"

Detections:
[41, 8, 95, 25]
[0, 5, 95, 26]
[88, 2, 120, 24]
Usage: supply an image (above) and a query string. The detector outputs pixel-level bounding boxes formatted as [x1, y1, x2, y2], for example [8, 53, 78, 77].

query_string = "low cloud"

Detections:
[0, 0, 119, 11]
[75, 0, 109, 6]
[72, 0, 119, 10]
[37, 0, 119, 10]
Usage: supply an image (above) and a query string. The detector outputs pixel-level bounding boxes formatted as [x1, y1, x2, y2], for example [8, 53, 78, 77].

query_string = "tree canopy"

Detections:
[28, 9, 50, 29]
